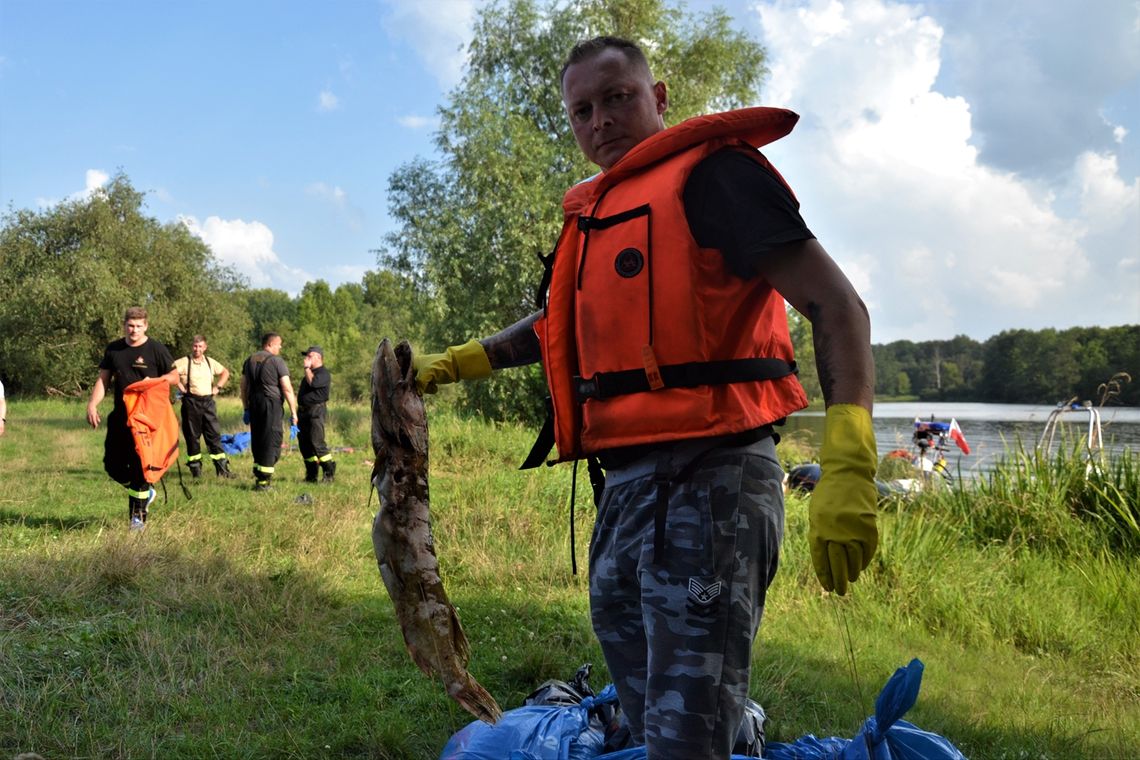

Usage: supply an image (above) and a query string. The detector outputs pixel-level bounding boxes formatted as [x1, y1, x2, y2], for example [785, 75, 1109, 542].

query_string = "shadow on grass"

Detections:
[0, 508, 103, 531]
[0, 542, 477, 760]
[753, 638, 1130, 759]
[2, 541, 1130, 760]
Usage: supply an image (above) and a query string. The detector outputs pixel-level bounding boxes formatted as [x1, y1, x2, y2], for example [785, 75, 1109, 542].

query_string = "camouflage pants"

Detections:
[589, 437, 784, 760]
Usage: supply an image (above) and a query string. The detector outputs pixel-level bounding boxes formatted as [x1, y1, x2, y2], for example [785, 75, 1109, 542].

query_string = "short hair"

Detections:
[123, 306, 148, 323]
[191, 334, 207, 344]
[560, 36, 652, 88]
[261, 332, 281, 348]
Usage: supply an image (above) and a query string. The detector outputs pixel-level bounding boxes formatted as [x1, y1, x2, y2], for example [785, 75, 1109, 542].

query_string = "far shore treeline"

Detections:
[2, 173, 1135, 421]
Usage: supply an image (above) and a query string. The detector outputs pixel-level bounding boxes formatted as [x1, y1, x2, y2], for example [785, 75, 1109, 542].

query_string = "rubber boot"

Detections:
[253, 474, 272, 492]
[304, 461, 320, 483]
[128, 491, 152, 531]
[320, 460, 337, 483]
[214, 458, 235, 479]
[188, 461, 203, 479]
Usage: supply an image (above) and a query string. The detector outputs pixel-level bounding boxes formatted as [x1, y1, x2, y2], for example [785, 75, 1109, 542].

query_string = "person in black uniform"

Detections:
[173, 335, 234, 478]
[298, 345, 335, 483]
[239, 332, 298, 492]
[86, 306, 179, 530]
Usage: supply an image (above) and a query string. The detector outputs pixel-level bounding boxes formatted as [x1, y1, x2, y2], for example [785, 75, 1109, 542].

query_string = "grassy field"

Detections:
[1, 397, 1138, 759]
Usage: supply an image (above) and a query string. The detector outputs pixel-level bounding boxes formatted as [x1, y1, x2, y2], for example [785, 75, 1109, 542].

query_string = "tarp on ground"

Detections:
[220, 431, 251, 455]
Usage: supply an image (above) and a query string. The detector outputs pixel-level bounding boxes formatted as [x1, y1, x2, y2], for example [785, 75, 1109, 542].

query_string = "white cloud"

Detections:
[929, 0, 1140, 177]
[318, 89, 340, 111]
[307, 181, 348, 206]
[381, 0, 475, 88]
[397, 114, 437, 129]
[37, 168, 110, 207]
[754, 0, 1138, 342]
[179, 215, 312, 292]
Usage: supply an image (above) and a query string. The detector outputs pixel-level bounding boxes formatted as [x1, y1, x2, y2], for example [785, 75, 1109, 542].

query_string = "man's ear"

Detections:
[654, 81, 668, 115]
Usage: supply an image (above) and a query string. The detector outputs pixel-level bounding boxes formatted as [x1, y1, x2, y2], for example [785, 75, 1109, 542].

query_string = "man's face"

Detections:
[191, 340, 207, 358]
[124, 319, 148, 346]
[304, 352, 322, 369]
[562, 48, 668, 171]
[266, 337, 282, 355]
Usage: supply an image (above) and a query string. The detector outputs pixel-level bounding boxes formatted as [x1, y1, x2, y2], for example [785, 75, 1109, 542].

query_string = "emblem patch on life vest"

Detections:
[687, 577, 722, 606]
[614, 248, 644, 278]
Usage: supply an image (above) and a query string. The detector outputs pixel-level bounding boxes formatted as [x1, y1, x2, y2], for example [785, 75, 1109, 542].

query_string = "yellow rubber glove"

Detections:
[412, 340, 492, 394]
[808, 404, 879, 595]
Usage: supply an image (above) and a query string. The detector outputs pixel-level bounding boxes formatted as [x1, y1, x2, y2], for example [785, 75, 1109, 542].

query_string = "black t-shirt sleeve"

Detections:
[683, 148, 815, 279]
[98, 346, 114, 372]
[153, 342, 174, 375]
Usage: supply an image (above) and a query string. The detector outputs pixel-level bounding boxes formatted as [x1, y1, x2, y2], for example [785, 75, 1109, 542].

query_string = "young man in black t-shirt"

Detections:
[86, 307, 179, 530]
[240, 332, 298, 491]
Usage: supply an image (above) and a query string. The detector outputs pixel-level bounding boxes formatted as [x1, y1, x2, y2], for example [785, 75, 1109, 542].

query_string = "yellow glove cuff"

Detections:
[451, 339, 492, 381]
[819, 404, 877, 477]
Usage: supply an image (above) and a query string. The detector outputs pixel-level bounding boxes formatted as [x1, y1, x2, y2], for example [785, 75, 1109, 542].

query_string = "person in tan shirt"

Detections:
[173, 335, 234, 478]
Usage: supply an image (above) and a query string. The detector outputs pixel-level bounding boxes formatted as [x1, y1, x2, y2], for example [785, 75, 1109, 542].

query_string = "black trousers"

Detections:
[249, 395, 284, 472]
[103, 407, 146, 491]
[298, 405, 329, 460]
[181, 394, 224, 459]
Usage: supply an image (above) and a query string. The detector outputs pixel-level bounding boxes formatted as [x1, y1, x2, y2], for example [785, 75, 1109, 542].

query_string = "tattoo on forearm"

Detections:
[483, 312, 542, 369]
[809, 302, 838, 404]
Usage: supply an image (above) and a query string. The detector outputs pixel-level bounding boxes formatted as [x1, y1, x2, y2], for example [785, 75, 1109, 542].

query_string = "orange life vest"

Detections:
[122, 377, 180, 484]
[531, 107, 810, 463]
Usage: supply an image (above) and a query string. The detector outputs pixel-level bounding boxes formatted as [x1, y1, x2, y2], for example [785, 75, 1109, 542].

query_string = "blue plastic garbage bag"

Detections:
[439, 686, 618, 760]
[764, 659, 967, 760]
[220, 431, 251, 455]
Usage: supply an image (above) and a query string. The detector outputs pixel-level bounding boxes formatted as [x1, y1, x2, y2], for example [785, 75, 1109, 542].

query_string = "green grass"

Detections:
[1, 398, 1138, 759]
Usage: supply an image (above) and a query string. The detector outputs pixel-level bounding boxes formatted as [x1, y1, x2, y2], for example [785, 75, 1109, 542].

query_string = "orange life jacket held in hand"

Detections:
[531, 107, 810, 463]
[122, 377, 180, 484]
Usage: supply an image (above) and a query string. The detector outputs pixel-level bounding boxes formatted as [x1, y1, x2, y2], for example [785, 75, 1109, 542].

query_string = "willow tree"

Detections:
[0, 173, 248, 395]
[381, 0, 766, 422]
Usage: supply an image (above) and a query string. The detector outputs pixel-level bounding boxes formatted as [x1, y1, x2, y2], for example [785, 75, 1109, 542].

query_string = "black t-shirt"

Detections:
[682, 147, 815, 278]
[242, 351, 289, 401]
[298, 366, 331, 409]
[98, 338, 175, 407]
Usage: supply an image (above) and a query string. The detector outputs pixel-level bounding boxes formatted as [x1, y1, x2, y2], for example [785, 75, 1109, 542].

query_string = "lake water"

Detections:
[782, 402, 1140, 478]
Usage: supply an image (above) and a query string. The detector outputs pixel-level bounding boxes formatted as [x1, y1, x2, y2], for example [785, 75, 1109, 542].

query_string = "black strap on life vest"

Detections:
[576, 357, 796, 401]
[576, 202, 649, 291]
[521, 358, 796, 469]
[534, 245, 557, 309]
[520, 397, 555, 471]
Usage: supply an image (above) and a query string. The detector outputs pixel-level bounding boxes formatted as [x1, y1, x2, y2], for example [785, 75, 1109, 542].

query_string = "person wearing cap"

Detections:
[173, 335, 235, 478]
[298, 345, 335, 483]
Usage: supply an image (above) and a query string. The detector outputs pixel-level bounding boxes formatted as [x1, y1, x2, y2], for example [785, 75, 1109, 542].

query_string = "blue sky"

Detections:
[2, 0, 1137, 343]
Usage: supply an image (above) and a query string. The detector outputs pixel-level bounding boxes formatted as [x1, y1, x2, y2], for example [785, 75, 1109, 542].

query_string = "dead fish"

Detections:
[370, 338, 503, 724]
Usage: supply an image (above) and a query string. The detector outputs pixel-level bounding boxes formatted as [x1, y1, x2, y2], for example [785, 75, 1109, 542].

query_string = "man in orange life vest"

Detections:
[414, 37, 878, 760]
[87, 306, 180, 530]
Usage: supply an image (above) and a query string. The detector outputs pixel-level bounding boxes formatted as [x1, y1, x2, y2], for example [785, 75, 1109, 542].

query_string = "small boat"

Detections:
[787, 416, 971, 496]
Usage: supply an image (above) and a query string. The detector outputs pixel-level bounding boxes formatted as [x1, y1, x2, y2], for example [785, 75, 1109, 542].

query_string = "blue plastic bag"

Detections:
[440, 687, 617, 760]
[765, 659, 967, 760]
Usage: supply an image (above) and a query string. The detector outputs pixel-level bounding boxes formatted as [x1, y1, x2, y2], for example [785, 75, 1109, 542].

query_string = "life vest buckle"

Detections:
[642, 345, 664, 391]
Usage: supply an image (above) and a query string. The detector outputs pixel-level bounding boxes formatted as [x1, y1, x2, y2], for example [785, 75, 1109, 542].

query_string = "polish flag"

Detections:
[949, 418, 971, 455]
